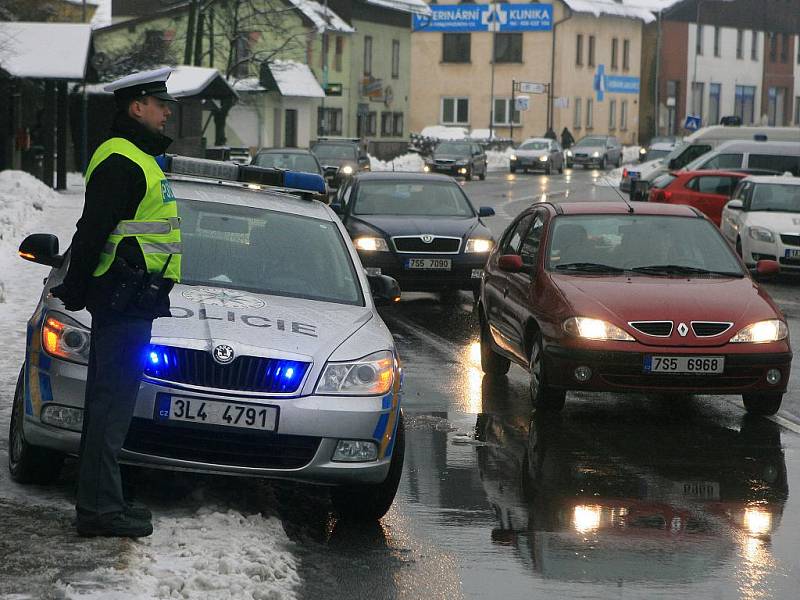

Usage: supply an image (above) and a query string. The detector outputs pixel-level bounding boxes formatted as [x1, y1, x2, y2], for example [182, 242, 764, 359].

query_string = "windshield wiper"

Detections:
[555, 262, 626, 274]
[631, 264, 742, 277]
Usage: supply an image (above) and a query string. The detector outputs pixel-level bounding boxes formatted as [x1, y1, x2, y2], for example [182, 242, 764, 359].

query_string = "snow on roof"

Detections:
[365, 0, 432, 16]
[563, 0, 657, 23]
[0, 22, 92, 79]
[268, 60, 325, 98]
[625, 0, 684, 11]
[86, 66, 237, 98]
[63, 0, 112, 28]
[287, 0, 355, 33]
[232, 78, 266, 93]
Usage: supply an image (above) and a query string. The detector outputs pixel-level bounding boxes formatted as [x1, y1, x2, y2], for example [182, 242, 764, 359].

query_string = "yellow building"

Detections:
[409, 1, 653, 144]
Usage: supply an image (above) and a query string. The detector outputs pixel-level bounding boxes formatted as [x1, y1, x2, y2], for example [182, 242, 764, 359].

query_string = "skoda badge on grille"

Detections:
[421, 235, 434, 243]
[213, 344, 235, 364]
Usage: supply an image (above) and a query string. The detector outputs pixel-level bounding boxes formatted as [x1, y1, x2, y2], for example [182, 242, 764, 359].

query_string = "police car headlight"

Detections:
[354, 237, 390, 252]
[42, 312, 90, 364]
[341, 165, 354, 175]
[316, 350, 394, 396]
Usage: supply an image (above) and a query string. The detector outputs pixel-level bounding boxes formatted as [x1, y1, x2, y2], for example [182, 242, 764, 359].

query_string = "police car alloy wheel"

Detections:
[8, 367, 65, 484]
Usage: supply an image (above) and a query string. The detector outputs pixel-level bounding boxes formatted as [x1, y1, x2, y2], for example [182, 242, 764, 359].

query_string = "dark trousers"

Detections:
[76, 310, 153, 515]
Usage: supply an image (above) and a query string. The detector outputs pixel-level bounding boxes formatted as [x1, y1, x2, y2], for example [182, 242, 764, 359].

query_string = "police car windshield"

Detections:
[312, 144, 357, 160]
[178, 198, 362, 305]
[253, 152, 321, 174]
[352, 181, 475, 217]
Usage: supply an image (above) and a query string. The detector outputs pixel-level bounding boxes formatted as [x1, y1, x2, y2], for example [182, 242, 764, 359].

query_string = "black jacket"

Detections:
[52, 113, 174, 319]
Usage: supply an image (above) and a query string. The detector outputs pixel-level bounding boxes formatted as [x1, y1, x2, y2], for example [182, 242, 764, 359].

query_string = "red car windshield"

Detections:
[546, 215, 744, 276]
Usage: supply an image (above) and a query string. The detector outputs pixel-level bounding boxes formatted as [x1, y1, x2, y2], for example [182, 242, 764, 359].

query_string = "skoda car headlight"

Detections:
[465, 238, 494, 253]
[563, 317, 634, 341]
[42, 312, 91, 364]
[592, 151, 601, 158]
[316, 350, 395, 396]
[354, 237, 389, 251]
[730, 320, 788, 343]
[341, 165, 354, 175]
[748, 226, 775, 243]
[539, 155, 549, 162]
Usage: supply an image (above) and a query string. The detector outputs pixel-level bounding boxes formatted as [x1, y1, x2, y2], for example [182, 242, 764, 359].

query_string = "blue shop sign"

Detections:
[412, 4, 553, 33]
[593, 65, 640, 101]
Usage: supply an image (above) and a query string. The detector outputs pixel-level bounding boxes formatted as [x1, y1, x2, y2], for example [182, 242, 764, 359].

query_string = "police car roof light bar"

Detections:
[162, 155, 326, 196]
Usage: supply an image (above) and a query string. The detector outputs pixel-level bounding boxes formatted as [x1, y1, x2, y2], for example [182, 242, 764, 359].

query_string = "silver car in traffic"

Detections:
[510, 138, 564, 174]
[9, 163, 405, 520]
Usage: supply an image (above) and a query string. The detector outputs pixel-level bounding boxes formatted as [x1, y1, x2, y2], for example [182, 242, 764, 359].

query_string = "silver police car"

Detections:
[9, 159, 404, 520]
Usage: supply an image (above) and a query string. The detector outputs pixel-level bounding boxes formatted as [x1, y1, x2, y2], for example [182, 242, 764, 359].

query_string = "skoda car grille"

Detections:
[691, 322, 733, 337]
[393, 236, 461, 254]
[780, 234, 800, 247]
[143, 346, 310, 394]
[629, 321, 673, 337]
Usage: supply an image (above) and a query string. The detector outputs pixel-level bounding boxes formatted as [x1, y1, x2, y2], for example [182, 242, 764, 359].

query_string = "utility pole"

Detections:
[320, 0, 329, 136]
[488, 2, 498, 138]
[654, 10, 662, 138]
[185, 0, 198, 65]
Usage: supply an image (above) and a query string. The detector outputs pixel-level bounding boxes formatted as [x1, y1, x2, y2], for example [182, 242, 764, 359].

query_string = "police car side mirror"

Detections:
[19, 233, 64, 268]
[368, 274, 401, 306]
[330, 202, 345, 215]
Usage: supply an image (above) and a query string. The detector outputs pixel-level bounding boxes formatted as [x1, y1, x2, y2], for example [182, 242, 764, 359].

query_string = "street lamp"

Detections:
[488, 2, 499, 139]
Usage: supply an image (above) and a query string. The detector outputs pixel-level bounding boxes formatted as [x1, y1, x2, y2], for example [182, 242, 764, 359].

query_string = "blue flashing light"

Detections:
[284, 171, 326, 194]
[285, 367, 295, 380]
[149, 351, 160, 365]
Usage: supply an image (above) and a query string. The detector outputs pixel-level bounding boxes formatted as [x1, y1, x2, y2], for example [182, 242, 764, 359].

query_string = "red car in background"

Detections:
[647, 170, 750, 226]
[478, 202, 791, 416]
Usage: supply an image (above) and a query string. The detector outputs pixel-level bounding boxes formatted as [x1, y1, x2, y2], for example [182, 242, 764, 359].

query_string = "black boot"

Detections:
[76, 511, 153, 538]
[124, 501, 152, 521]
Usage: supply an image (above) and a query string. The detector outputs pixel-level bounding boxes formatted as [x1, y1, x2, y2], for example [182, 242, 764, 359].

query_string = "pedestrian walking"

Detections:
[51, 67, 181, 538]
[561, 127, 575, 149]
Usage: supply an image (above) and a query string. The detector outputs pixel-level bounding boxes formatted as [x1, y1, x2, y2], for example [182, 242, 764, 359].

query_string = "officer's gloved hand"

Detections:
[50, 283, 86, 312]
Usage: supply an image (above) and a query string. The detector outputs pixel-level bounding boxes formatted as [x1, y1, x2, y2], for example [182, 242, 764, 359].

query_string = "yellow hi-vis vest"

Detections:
[86, 137, 181, 282]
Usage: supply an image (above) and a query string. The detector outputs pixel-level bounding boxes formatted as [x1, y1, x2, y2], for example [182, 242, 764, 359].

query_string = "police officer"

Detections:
[51, 67, 181, 538]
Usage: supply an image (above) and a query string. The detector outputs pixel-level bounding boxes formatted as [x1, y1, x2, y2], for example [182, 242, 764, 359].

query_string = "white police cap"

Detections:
[104, 66, 177, 102]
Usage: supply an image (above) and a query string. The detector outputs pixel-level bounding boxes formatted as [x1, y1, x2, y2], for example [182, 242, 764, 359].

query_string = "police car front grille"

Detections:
[124, 418, 320, 469]
[143, 346, 310, 394]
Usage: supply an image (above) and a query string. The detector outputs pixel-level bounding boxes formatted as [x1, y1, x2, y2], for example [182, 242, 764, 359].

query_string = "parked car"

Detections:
[720, 175, 800, 271]
[478, 201, 790, 416]
[510, 138, 564, 174]
[310, 137, 370, 189]
[639, 136, 680, 162]
[648, 170, 755, 226]
[565, 136, 622, 169]
[332, 172, 495, 298]
[424, 140, 487, 181]
[252, 148, 325, 178]
[629, 126, 800, 201]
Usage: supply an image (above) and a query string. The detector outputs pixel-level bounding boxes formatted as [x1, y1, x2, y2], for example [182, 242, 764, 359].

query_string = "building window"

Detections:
[713, 26, 721, 57]
[443, 33, 470, 63]
[780, 33, 789, 63]
[586, 98, 593, 128]
[366, 111, 377, 136]
[494, 33, 523, 63]
[709, 83, 721, 126]
[442, 97, 469, 125]
[696, 25, 703, 56]
[392, 40, 400, 78]
[691, 82, 704, 120]
[364, 36, 373, 75]
[621, 100, 628, 130]
[492, 98, 520, 126]
[666, 79, 680, 135]
[321, 33, 329, 71]
[318, 107, 343, 136]
[576, 34, 583, 66]
[335, 36, 343, 72]
[751, 30, 758, 60]
[736, 29, 743, 59]
[381, 112, 392, 136]
[393, 112, 404, 137]
[797, 34, 800, 64]
[794, 96, 800, 125]
[769, 32, 777, 62]
[623, 39, 630, 71]
[767, 87, 787, 126]
[588, 35, 596, 67]
[734, 85, 756, 124]
[611, 38, 618, 69]
[573, 97, 582, 129]
[609, 99, 617, 129]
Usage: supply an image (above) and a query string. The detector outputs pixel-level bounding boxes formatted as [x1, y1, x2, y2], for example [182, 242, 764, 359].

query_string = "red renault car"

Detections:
[479, 202, 791, 415]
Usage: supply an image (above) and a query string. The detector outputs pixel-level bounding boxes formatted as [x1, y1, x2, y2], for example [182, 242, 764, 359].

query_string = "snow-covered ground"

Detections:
[369, 148, 516, 174]
[0, 171, 302, 599]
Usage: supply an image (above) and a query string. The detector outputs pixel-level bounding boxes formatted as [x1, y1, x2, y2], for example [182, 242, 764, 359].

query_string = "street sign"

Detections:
[413, 4, 553, 33]
[518, 82, 546, 94]
[515, 95, 530, 111]
[684, 115, 702, 131]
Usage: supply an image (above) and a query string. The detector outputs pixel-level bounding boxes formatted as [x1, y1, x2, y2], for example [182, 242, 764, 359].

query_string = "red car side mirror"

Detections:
[755, 259, 780, 277]
[498, 254, 524, 273]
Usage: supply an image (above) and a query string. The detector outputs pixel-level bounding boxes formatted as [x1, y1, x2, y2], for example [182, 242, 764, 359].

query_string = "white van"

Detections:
[630, 126, 800, 200]
[682, 140, 800, 175]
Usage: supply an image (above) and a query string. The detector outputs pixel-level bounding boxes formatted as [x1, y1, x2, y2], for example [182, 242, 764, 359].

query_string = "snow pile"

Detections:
[369, 153, 425, 172]
[64, 509, 301, 600]
[419, 126, 469, 141]
[622, 145, 643, 164]
[593, 166, 625, 188]
[486, 148, 516, 172]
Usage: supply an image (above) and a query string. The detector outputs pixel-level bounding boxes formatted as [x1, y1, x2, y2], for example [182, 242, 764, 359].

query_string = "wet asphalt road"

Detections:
[294, 168, 800, 599]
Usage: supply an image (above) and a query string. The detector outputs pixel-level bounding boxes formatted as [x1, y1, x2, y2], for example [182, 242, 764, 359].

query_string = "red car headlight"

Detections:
[730, 320, 788, 343]
[563, 317, 635, 341]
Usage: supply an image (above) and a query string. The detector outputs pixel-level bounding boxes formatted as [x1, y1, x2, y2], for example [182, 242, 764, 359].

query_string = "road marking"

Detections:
[770, 413, 800, 435]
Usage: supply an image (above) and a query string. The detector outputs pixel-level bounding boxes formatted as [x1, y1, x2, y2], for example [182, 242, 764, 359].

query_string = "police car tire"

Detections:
[8, 367, 65, 484]
[331, 412, 405, 521]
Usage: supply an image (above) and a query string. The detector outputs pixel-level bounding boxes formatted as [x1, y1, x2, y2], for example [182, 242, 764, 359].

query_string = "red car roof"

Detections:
[556, 202, 700, 217]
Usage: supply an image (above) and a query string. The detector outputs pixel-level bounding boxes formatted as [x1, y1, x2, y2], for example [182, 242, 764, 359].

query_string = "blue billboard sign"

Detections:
[593, 65, 640, 102]
[412, 4, 553, 33]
